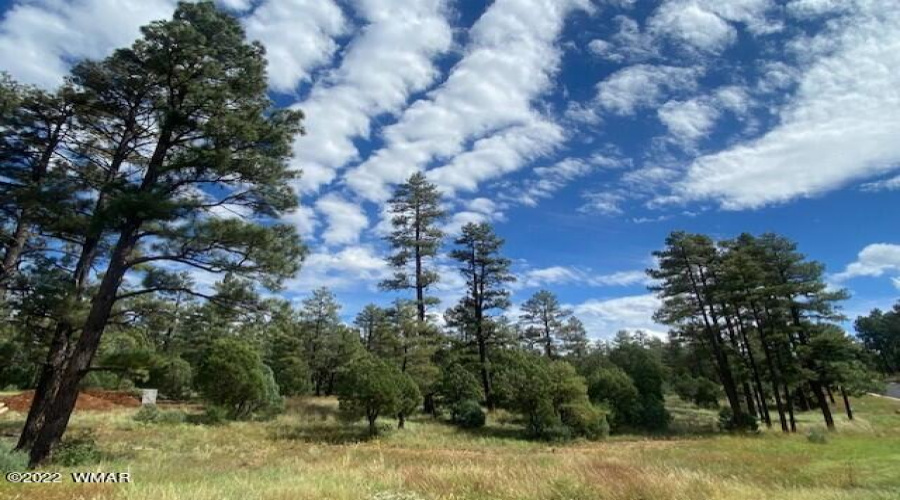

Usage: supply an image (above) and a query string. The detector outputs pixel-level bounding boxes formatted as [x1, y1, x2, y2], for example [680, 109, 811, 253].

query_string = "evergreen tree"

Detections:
[519, 289, 574, 358]
[449, 222, 515, 408]
[380, 172, 446, 322]
[20, 2, 306, 466]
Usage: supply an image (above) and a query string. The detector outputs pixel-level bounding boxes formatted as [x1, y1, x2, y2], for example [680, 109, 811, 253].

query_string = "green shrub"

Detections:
[0, 447, 28, 473]
[636, 395, 672, 432]
[255, 364, 285, 421]
[693, 378, 721, 408]
[560, 402, 609, 440]
[148, 356, 193, 400]
[807, 427, 828, 444]
[198, 405, 229, 426]
[718, 407, 759, 432]
[541, 423, 573, 442]
[493, 351, 597, 441]
[158, 410, 187, 425]
[587, 366, 639, 431]
[133, 404, 187, 425]
[271, 355, 311, 396]
[53, 432, 102, 466]
[396, 372, 421, 427]
[133, 404, 162, 423]
[337, 353, 407, 435]
[452, 399, 486, 429]
[196, 338, 278, 420]
[437, 364, 483, 418]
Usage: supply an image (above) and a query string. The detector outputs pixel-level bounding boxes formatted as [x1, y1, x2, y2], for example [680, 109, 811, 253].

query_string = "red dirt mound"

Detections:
[0, 390, 140, 413]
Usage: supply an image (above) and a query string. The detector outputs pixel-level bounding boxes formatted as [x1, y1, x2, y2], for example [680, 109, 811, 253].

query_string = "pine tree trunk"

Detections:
[27, 224, 140, 466]
[0, 216, 29, 288]
[743, 382, 757, 418]
[810, 380, 835, 430]
[15, 327, 71, 451]
[750, 304, 787, 431]
[840, 386, 853, 420]
[783, 383, 797, 432]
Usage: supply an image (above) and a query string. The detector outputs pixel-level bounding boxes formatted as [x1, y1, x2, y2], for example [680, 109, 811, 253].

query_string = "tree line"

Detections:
[0, 1, 886, 467]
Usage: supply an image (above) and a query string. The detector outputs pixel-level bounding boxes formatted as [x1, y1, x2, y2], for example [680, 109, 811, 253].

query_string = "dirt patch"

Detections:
[0, 390, 140, 412]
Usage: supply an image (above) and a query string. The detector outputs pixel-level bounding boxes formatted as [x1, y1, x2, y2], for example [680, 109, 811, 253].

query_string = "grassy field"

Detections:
[1, 394, 899, 500]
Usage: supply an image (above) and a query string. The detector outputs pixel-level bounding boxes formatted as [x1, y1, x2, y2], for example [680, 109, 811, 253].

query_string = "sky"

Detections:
[0, 0, 898, 338]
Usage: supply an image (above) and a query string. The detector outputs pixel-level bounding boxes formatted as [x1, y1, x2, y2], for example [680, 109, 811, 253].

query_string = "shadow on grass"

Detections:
[269, 420, 381, 444]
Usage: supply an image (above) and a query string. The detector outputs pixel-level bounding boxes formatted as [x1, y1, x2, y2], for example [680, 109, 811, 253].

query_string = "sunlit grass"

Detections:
[1, 395, 898, 500]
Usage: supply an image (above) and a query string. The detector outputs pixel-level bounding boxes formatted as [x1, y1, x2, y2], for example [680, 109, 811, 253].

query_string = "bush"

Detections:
[452, 399, 486, 429]
[587, 366, 639, 431]
[541, 423, 574, 442]
[396, 372, 421, 427]
[437, 364, 483, 419]
[133, 404, 188, 425]
[53, 432, 102, 466]
[337, 353, 406, 435]
[133, 404, 162, 423]
[636, 395, 672, 432]
[158, 409, 187, 425]
[271, 355, 311, 396]
[807, 427, 828, 444]
[673, 376, 720, 408]
[198, 405, 229, 426]
[0, 447, 28, 473]
[148, 356, 193, 400]
[718, 407, 759, 433]
[196, 338, 278, 420]
[256, 364, 285, 421]
[693, 378, 721, 408]
[494, 351, 598, 441]
[559, 402, 609, 440]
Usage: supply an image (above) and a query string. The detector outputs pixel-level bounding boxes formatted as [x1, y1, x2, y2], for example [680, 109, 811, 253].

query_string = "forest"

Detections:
[0, 3, 898, 499]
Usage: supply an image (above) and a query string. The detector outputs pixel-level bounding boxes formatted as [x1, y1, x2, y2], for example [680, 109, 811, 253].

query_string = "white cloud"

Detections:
[786, 0, 849, 18]
[0, 0, 178, 88]
[673, 0, 900, 209]
[649, 1, 736, 53]
[345, 0, 590, 201]
[499, 154, 629, 208]
[658, 98, 720, 144]
[649, 0, 777, 54]
[427, 120, 565, 196]
[580, 191, 624, 215]
[442, 197, 506, 236]
[592, 16, 659, 64]
[520, 266, 650, 289]
[288, 245, 388, 290]
[596, 65, 702, 115]
[315, 193, 369, 246]
[281, 205, 318, 238]
[243, 0, 347, 93]
[290, 0, 453, 193]
[860, 175, 900, 192]
[573, 294, 666, 339]
[832, 243, 900, 283]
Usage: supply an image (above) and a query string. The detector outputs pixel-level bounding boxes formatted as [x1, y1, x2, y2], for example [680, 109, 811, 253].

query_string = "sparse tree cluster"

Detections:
[649, 232, 878, 431]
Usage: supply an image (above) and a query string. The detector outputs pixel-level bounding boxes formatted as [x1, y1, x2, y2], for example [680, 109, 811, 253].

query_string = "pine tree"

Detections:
[449, 222, 515, 408]
[380, 172, 446, 323]
[21, 2, 306, 466]
[519, 289, 577, 358]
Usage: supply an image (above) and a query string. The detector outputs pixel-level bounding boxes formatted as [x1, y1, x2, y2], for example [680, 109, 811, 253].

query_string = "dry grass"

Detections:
[1, 395, 898, 500]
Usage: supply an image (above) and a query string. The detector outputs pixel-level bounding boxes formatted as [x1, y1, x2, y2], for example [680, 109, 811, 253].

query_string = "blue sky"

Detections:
[1, 0, 898, 337]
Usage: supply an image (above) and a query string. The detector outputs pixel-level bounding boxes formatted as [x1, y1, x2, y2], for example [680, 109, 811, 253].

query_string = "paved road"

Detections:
[886, 382, 900, 399]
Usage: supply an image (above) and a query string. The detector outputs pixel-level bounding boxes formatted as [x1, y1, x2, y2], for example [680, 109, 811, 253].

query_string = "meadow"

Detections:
[1, 394, 899, 500]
